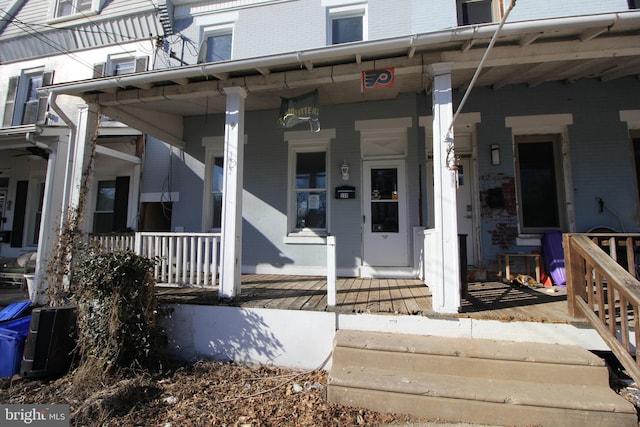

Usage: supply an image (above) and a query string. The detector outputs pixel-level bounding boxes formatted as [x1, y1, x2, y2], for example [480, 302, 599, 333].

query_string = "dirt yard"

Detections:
[0, 360, 432, 426]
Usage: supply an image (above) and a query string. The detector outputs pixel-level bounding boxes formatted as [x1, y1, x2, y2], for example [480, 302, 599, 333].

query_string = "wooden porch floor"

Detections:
[156, 274, 584, 324]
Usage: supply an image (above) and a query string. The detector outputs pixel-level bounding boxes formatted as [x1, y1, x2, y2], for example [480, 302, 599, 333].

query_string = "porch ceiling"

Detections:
[44, 12, 640, 142]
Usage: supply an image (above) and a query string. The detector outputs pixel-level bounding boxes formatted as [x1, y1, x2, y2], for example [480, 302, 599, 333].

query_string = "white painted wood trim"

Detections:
[505, 113, 573, 134]
[620, 110, 640, 130]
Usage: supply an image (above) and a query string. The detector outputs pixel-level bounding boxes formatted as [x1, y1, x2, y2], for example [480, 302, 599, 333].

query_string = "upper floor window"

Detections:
[56, 0, 92, 17]
[457, 0, 501, 26]
[2, 69, 53, 127]
[328, 4, 367, 45]
[93, 55, 148, 78]
[197, 26, 233, 63]
[630, 0, 639, 9]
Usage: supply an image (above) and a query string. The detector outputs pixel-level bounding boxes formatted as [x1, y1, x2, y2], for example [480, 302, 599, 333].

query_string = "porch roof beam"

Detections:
[41, 12, 640, 98]
[99, 105, 185, 149]
[444, 35, 640, 70]
[95, 144, 141, 164]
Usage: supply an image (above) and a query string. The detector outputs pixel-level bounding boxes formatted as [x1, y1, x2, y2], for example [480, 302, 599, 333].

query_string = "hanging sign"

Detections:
[277, 89, 320, 132]
[361, 68, 394, 92]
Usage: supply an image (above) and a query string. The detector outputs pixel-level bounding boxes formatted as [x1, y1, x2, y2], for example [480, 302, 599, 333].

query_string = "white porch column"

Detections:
[430, 63, 461, 314]
[68, 103, 99, 229]
[32, 141, 67, 303]
[219, 87, 247, 301]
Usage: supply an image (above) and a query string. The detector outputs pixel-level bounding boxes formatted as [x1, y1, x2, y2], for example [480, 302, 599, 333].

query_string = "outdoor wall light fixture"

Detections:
[341, 160, 350, 181]
[490, 144, 500, 166]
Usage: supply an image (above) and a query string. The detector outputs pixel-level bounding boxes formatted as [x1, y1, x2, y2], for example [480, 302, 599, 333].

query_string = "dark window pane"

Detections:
[371, 202, 398, 233]
[370, 168, 398, 200]
[212, 157, 224, 192]
[207, 33, 232, 62]
[212, 194, 223, 229]
[93, 213, 114, 233]
[296, 191, 326, 229]
[96, 180, 116, 211]
[460, 0, 493, 25]
[518, 142, 560, 228]
[296, 152, 326, 189]
[332, 16, 363, 44]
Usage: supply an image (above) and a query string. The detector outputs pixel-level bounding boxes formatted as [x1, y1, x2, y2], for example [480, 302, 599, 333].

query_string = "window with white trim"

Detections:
[630, 0, 639, 9]
[285, 130, 335, 236]
[93, 177, 130, 233]
[456, 0, 501, 26]
[93, 55, 148, 78]
[31, 181, 45, 246]
[328, 4, 367, 45]
[198, 25, 233, 63]
[51, 0, 106, 19]
[514, 135, 566, 233]
[3, 68, 53, 127]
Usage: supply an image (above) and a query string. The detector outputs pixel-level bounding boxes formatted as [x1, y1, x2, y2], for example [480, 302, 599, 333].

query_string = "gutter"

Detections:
[41, 11, 640, 97]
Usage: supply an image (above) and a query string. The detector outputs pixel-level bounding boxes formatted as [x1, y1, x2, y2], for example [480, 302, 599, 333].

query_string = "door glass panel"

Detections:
[370, 168, 399, 233]
[517, 141, 560, 228]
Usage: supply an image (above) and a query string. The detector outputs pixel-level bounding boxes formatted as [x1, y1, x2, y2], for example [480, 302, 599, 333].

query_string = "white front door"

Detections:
[362, 160, 408, 267]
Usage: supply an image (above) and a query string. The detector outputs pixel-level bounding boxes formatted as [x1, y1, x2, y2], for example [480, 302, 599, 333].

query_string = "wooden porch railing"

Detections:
[90, 232, 221, 287]
[564, 233, 640, 384]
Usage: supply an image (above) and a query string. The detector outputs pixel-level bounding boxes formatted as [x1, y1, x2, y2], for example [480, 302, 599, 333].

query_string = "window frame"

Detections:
[327, 3, 367, 45]
[93, 179, 117, 233]
[49, 0, 104, 21]
[514, 134, 567, 235]
[3, 67, 53, 127]
[199, 24, 234, 63]
[202, 136, 225, 232]
[284, 129, 335, 241]
[456, 0, 502, 26]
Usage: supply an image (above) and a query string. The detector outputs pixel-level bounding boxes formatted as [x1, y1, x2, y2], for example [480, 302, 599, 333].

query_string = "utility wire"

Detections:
[0, 8, 96, 73]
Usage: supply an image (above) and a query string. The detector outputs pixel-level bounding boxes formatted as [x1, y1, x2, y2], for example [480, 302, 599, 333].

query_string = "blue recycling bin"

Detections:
[0, 315, 31, 377]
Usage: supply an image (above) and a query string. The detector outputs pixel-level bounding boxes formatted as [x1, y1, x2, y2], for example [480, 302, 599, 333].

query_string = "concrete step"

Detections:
[332, 331, 610, 386]
[328, 330, 637, 427]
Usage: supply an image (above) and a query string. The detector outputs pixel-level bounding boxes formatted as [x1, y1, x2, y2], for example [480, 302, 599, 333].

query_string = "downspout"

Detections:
[48, 92, 76, 229]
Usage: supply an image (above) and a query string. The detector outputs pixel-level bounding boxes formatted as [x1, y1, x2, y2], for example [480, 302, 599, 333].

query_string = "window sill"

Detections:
[516, 235, 541, 246]
[284, 233, 328, 245]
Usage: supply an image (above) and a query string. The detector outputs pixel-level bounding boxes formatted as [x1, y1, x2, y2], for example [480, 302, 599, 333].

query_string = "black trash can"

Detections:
[21, 306, 76, 379]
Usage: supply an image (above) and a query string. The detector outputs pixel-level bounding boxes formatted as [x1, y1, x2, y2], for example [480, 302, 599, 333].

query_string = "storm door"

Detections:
[362, 160, 408, 267]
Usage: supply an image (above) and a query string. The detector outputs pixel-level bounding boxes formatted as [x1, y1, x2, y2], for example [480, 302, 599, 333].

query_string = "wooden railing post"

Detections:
[327, 235, 336, 307]
[564, 233, 586, 318]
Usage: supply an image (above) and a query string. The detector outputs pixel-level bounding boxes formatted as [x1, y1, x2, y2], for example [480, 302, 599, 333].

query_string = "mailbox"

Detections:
[335, 186, 356, 199]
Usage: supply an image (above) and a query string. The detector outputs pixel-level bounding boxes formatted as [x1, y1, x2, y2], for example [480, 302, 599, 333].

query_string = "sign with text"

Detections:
[1, 405, 69, 426]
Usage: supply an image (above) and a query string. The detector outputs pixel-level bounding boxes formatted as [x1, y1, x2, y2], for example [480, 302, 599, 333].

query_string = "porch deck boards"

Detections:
[156, 274, 584, 324]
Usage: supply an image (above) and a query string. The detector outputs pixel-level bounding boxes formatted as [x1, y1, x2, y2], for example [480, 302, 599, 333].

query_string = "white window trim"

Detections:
[202, 136, 224, 232]
[47, 0, 104, 23]
[201, 135, 247, 232]
[15, 68, 45, 127]
[621, 110, 640, 130]
[284, 129, 335, 244]
[201, 24, 234, 62]
[506, 113, 576, 242]
[356, 117, 412, 159]
[327, 3, 368, 45]
[106, 53, 136, 76]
